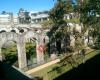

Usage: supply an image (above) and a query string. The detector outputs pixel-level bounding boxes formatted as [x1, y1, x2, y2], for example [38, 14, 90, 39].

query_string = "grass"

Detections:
[2, 42, 36, 66]
[54, 50, 100, 80]
[65, 18, 80, 24]
[29, 50, 100, 80]
[48, 50, 100, 80]
[2, 42, 50, 66]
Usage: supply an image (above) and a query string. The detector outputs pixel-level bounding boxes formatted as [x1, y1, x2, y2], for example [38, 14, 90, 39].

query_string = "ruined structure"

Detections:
[0, 29, 46, 69]
[0, 32, 27, 69]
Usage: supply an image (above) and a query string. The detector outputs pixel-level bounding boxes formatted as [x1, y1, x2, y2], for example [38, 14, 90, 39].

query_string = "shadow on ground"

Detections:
[54, 53, 100, 80]
[0, 61, 33, 80]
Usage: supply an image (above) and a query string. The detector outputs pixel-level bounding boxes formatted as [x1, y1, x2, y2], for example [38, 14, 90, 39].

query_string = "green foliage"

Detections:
[75, 37, 83, 51]
[79, 0, 100, 25]
[2, 42, 36, 65]
[49, 0, 75, 37]
[49, 0, 74, 23]
[93, 36, 100, 49]
[25, 42, 36, 59]
[65, 18, 80, 23]
[48, 0, 77, 54]
[2, 43, 17, 65]
[94, 42, 100, 49]
[41, 20, 53, 29]
[76, 0, 100, 48]
[76, 0, 100, 28]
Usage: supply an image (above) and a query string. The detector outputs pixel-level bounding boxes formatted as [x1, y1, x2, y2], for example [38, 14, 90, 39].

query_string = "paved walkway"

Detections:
[25, 59, 60, 74]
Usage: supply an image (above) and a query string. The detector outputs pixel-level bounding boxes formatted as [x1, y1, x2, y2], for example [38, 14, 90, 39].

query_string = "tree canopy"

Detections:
[50, 0, 74, 23]
[78, 0, 100, 47]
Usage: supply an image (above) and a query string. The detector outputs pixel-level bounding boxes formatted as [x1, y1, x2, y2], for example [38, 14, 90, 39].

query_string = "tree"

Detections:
[50, 0, 74, 23]
[49, 0, 75, 36]
[76, 0, 100, 48]
[48, 0, 75, 54]
[41, 20, 53, 29]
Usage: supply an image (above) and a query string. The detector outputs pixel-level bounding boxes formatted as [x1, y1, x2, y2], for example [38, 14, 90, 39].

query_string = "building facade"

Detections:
[29, 11, 49, 23]
[0, 13, 18, 24]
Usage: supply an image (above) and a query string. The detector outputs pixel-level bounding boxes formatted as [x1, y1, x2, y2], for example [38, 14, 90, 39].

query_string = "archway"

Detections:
[19, 29, 24, 33]
[25, 41, 36, 66]
[0, 30, 6, 33]
[24, 30, 46, 64]
[0, 29, 47, 68]
[11, 30, 16, 33]
[0, 32, 27, 69]
[2, 41, 18, 66]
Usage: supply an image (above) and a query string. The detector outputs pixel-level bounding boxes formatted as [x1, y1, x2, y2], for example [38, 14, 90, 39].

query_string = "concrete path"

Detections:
[25, 59, 60, 75]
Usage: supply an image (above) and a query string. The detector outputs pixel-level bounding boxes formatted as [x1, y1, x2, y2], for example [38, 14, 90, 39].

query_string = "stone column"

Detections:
[17, 38, 27, 69]
[36, 45, 44, 64]
[0, 48, 3, 61]
[0, 42, 5, 61]
[70, 35, 75, 47]
[36, 33, 45, 64]
[41, 18, 43, 22]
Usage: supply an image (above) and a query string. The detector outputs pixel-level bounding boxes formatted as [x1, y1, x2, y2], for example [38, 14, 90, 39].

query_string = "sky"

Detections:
[0, 0, 56, 15]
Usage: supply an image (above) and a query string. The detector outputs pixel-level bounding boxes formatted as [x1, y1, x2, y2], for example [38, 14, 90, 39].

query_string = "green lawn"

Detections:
[30, 50, 100, 80]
